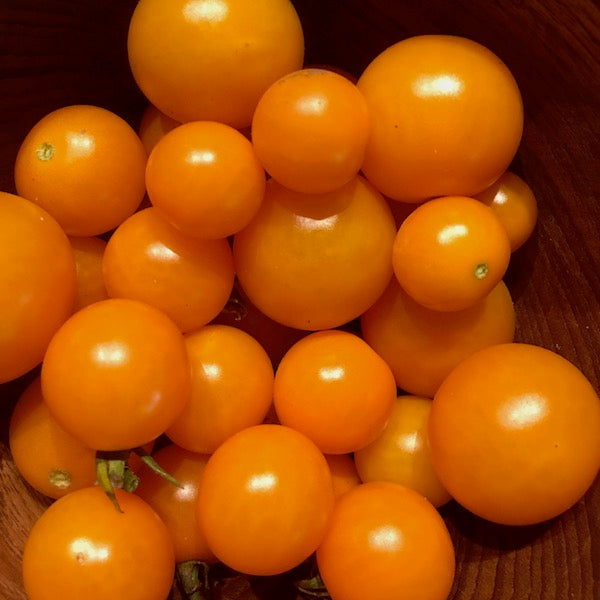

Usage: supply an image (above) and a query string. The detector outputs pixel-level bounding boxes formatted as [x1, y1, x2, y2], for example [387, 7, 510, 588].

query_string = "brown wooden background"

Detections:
[1, 1, 599, 599]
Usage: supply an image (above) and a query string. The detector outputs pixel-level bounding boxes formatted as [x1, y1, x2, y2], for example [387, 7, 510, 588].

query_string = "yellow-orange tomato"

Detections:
[392, 196, 511, 311]
[473, 170, 538, 251]
[354, 395, 452, 508]
[14, 105, 147, 236]
[360, 279, 515, 398]
[324, 454, 361, 500]
[102, 207, 235, 332]
[273, 330, 397, 454]
[358, 35, 523, 202]
[127, 0, 305, 127]
[316, 482, 456, 600]
[135, 444, 215, 563]
[146, 121, 266, 239]
[166, 324, 274, 454]
[233, 176, 397, 330]
[69, 236, 108, 312]
[138, 103, 180, 155]
[251, 68, 370, 194]
[9, 377, 96, 499]
[197, 424, 335, 576]
[429, 343, 600, 525]
[0, 192, 76, 383]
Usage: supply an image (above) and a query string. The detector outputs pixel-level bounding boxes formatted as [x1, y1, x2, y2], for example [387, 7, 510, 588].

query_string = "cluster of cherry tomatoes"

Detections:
[3, 1, 600, 600]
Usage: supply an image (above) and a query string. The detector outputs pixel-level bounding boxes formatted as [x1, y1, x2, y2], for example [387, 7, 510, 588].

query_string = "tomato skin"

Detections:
[127, 0, 305, 127]
[358, 34, 523, 202]
[316, 482, 455, 600]
[429, 343, 600, 525]
[69, 235, 108, 312]
[22, 486, 175, 600]
[360, 278, 515, 398]
[197, 424, 335, 576]
[0, 192, 76, 384]
[233, 175, 396, 330]
[138, 102, 180, 155]
[41, 298, 191, 451]
[324, 453, 361, 500]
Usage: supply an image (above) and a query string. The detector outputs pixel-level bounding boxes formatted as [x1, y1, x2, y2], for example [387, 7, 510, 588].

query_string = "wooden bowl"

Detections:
[1, 1, 599, 599]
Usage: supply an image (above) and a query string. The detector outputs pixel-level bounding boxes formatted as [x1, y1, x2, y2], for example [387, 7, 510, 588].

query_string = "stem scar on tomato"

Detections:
[474, 263, 489, 279]
[36, 142, 54, 161]
[48, 468, 72, 491]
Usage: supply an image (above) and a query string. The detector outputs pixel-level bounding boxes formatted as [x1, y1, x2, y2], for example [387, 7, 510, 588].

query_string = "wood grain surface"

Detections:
[1, 1, 599, 599]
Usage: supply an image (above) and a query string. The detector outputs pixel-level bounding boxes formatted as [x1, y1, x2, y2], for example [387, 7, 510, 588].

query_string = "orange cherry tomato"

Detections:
[324, 453, 361, 501]
[197, 424, 335, 576]
[473, 170, 538, 251]
[138, 102, 180, 155]
[0, 192, 76, 383]
[316, 482, 456, 600]
[69, 235, 108, 312]
[127, 0, 305, 127]
[429, 343, 600, 525]
[135, 444, 215, 563]
[354, 395, 452, 508]
[357, 34, 523, 202]
[273, 330, 397, 454]
[166, 324, 274, 454]
[360, 278, 515, 398]
[251, 68, 370, 194]
[145, 120, 266, 239]
[233, 176, 397, 330]
[9, 377, 96, 499]
[41, 298, 191, 451]
[14, 105, 147, 236]
[22, 486, 175, 600]
[392, 195, 511, 311]
[102, 207, 235, 332]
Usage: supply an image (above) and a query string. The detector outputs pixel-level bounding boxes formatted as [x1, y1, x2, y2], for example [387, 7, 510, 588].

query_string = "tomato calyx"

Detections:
[294, 558, 330, 599]
[176, 561, 212, 600]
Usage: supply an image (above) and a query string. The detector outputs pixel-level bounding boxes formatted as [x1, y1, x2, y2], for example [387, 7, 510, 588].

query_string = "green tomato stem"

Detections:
[176, 561, 212, 600]
[133, 446, 183, 488]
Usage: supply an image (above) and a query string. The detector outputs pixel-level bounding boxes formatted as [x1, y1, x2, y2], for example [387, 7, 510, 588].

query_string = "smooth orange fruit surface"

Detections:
[0, 192, 76, 383]
[233, 175, 397, 330]
[127, 0, 305, 127]
[358, 35, 523, 201]
[145, 120, 266, 239]
[274, 330, 397, 454]
[197, 424, 335, 576]
[324, 453, 361, 501]
[354, 395, 452, 507]
[69, 236, 108, 312]
[360, 278, 515, 398]
[251, 68, 370, 193]
[429, 343, 600, 525]
[392, 195, 511, 311]
[166, 324, 274, 454]
[14, 105, 147, 236]
[102, 207, 235, 332]
[316, 482, 456, 600]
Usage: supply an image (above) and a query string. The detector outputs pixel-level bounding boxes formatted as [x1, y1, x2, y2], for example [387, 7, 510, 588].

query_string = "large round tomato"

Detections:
[429, 343, 600, 525]
[357, 35, 523, 201]
[0, 192, 76, 383]
[22, 486, 175, 600]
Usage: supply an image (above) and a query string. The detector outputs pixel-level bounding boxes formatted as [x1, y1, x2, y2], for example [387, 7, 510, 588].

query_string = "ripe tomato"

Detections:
[316, 482, 455, 600]
[102, 207, 235, 332]
[0, 192, 76, 383]
[197, 424, 335, 576]
[473, 170, 538, 251]
[251, 68, 370, 194]
[135, 444, 215, 563]
[127, 0, 304, 127]
[22, 486, 175, 600]
[138, 102, 180, 155]
[360, 279, 515, 398]
[357, 34, 523, 202]
[392, 195, 511, 311]
[69, 235, 108, 312]
[41, 298, 191, 451]
[354, 395, 452, 508]
[233, 175, 397, 330]
[166, 324, 274, 454]
[429, 343, 600, 525]
[273, 330, 397, 454]
[14, 105, 147, 236]
[9, 377, 96, 499]
[145, 120, 266, 239]
[324, 453, 361, 501]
